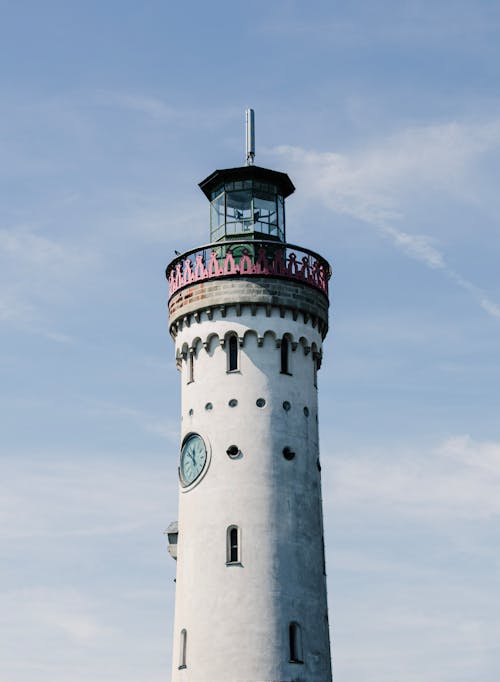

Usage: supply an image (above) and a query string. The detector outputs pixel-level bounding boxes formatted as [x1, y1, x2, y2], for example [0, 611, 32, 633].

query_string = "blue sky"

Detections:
[1, 1, 499, 680]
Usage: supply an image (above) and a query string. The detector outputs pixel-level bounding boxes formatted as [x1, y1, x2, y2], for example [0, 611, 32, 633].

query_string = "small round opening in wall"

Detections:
[303, 406, 310, 417]
[256, 398, 266, 408]
[283, 446, 295, 460]
[228, 399, 238, 407]
[188, 408, 194, 416]
[205, 402, 213, 411]
[283, 401, 291, 411]
[226, 445, 240, 458]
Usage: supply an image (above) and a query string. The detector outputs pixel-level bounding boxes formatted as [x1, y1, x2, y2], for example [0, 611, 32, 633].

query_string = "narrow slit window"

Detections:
[281, 337, 290, 374]
[228, 334, 238, 371]
[227, 525, 239, 563]
[289, 622, 303, 663]
[313, 356, 318, 387]
[188, 351, 194, 383]
[179, 628, 187, 669]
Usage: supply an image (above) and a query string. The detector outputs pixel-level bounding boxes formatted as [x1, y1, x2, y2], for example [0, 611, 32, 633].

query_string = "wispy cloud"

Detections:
[98, 92, 179, 121]
[0, 225, 98, 338]
[88, 402, 179, 442]
[259, 3, 500, 48]
[94, 90, 238, 129]
[272, 119, 500, 318]
[325, 434, 500, 520]
[0, 587, 114, 643]
[0, 453, 176, 541]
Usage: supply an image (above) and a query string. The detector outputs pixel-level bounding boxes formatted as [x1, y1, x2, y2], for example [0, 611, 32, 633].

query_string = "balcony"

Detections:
[166, 239, 332, 299]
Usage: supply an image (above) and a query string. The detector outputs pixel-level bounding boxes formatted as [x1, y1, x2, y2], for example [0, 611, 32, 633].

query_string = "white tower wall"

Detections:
[169, 276, 332, 681]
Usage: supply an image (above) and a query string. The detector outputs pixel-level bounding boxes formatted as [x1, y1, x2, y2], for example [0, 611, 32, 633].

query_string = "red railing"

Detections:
[166, 239, 331, 299]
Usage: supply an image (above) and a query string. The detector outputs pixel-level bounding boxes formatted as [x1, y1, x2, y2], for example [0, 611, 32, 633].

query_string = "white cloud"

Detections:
[334, 601, 500, 682]
[0, 226, 97, 273]
[0, 584, 171, 682]
[0, 225, 98, 338]
[480, 298, 500, 318]
[438, 434, 500, 476]
[325, 434, 500, 520]
[0, 587, 114, 643]
[98, 92, 178, 121]
[271, 119, 500, 317]
[0, 291, 34, 323]
[94, 90, 238, 130]
[118, 201, 207, 246]
[0, 453, 176, 541]
[259, 4, 500, 48]
[88, 402, 179, 443]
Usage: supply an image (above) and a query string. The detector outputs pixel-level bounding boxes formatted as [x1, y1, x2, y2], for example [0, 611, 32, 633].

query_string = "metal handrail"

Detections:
[166, 239, 332, 299]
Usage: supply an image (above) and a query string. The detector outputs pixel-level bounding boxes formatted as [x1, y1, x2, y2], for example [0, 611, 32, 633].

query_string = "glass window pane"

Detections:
[226, 190, 252, 233]
[253, 193, 278, 237]
[212, 225, 224, 241]
[210, 185, 223, 199]
[211, 192, 225, 229]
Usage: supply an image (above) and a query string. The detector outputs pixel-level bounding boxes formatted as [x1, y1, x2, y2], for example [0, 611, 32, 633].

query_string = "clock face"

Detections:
[179, 433, 207, 487]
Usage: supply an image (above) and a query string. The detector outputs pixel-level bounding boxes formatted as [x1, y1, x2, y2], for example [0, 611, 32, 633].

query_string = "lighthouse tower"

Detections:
[165, 111, 333, 681]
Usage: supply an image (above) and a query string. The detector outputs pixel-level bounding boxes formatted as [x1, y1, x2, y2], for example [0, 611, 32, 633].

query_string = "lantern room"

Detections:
[199, 165, 295, 244]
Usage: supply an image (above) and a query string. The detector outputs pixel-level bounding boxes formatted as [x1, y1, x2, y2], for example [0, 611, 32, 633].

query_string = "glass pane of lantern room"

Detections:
[253, 192, 278, 238]
[210, 192, 225, 241]
[226, 189, 252, 234]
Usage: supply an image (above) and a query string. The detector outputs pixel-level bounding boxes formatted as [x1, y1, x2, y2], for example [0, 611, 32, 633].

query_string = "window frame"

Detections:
[227, 334, 239, 373]
[178, 628, 187, 669]
[280, 336, 291, 375]
[226, 525, 241, 565]
[187, 350, 194, 384]
[289, 621, 304, 664]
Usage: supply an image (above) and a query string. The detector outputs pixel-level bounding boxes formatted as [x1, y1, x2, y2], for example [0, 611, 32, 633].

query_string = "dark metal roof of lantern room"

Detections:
[199, 165, 296, 200]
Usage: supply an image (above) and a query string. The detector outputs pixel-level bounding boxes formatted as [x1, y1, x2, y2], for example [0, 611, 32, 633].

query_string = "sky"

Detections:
[1, 1, 499, 680]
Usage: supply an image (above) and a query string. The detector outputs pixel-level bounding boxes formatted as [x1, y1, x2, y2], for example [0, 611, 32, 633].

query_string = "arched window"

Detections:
[289, 622, 303, 664]
[178, 628, 187, 669]
[226, 525, 240, 564]
[187, 351, 194, 383]
[227, 334, 238, 372]
[281, 337, 290, 375]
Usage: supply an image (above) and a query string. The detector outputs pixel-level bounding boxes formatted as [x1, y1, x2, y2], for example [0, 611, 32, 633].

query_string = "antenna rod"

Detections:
[245, 108, 255, 165]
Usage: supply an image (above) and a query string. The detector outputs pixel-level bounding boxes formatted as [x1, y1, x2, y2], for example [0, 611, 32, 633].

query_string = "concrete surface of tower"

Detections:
[165, 110, 333, 681]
